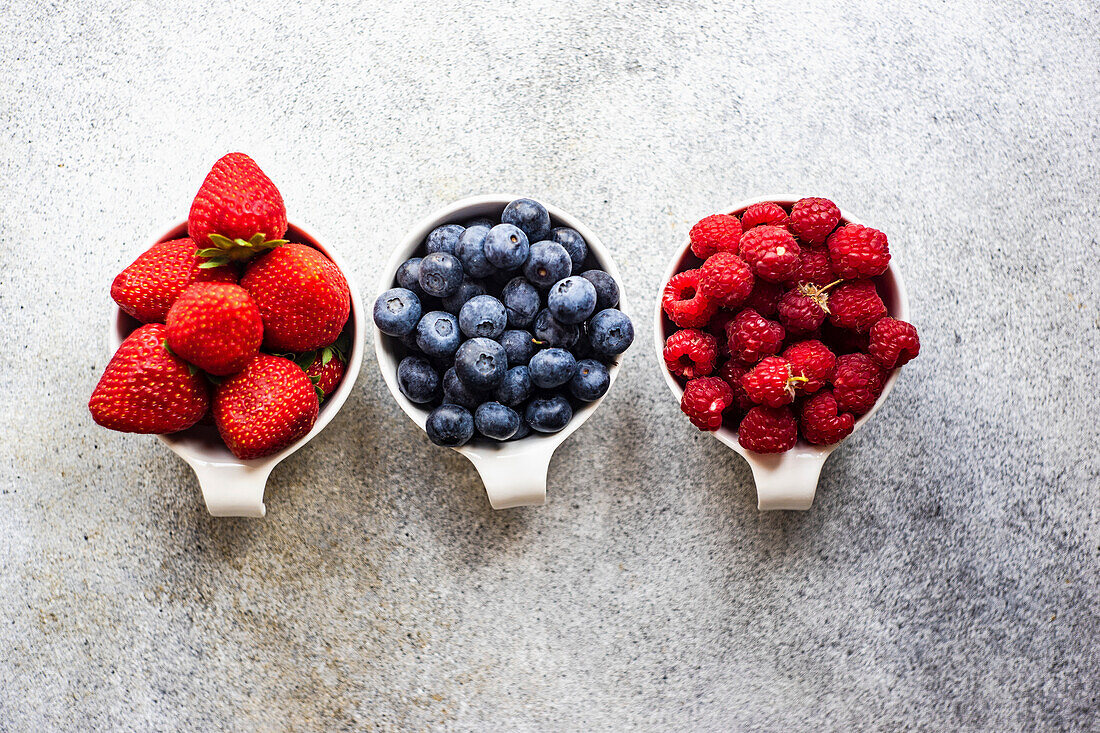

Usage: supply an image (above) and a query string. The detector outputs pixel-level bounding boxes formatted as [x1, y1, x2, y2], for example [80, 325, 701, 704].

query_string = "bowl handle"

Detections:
[465, 450, 551, 509]
[746, 451, 828, 511]
[189, 461, 273, 517]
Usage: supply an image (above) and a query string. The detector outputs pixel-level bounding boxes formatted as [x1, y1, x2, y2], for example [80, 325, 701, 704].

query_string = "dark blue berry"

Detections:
[443, 367, 485, 410]
[462, 216, 494, 230]
[507, 416, 531, 441]
[415, 311, 461, 358]
[523, 241, 571, 289]
[533, 308, 579, 348]
[397, 356, 440, 403]
[426, 404, 474, 447]
[501, 277, 540, 328]
[418, 252, 464, 298]
[571, 328, 593, 359]
[549, 227, 588, 273]
[441, 277, 486, 314]
[502, 198, 551, 243]
[570, 359, 610, 401]
[499, 329, 535, 365]
[494, 365, 531, 407]
[484, 223, 530, 271]
[580, 269, 620, 310]
[547, 276, 597, 325]
[396, 257, 425, 297]
[525, 395, 573, 433]
[455, 225, 496, 278]
[474, 401, 520, 441]
[529, 348, 577, 389]
[373, 287, 422, 336]
[588, 308, 634, 356]
[458, 295, 507, 339]
[454, 337, 508, 391]
[426, 224, 465, 255]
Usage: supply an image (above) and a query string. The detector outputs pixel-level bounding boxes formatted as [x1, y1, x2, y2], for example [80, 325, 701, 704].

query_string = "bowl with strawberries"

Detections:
[654, 196, 919, 510]
[90, 153, 364, 517]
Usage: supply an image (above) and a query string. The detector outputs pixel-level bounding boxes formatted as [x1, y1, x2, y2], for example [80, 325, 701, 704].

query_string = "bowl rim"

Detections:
[107, 219, 366, 469]
[372, 194, 628, 459]
[652, 194, 910, 458]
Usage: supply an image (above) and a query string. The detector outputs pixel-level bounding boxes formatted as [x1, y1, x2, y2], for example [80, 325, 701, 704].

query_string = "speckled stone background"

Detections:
[1, 0, 1097, 730]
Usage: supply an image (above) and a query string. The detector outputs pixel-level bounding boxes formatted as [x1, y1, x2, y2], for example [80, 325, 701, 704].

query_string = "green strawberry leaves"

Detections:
[197, 232, 287, 268]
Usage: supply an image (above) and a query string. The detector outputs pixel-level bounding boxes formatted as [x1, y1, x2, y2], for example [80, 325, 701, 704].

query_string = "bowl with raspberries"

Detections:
[374, 195, 632, 509]
[92, 154, 364, 518]
[654, 196, 919, 510]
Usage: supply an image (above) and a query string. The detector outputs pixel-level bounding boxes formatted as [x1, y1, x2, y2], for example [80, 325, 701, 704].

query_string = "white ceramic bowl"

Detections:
[374, 195, 627, 510]
[653, 195, 910, 510]
[108, 221, 366, 518]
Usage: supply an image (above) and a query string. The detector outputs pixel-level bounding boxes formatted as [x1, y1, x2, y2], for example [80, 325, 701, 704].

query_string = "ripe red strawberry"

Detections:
[298, 335, 351, 399]
[241, 242, 351, 352]
[188, 153, 288, 263]
[89, 323, 209, 434]
[783, 339, 836, 393]
[868, 317, 920, 369]
[111, 238, 236, 323]
[663, 328, 718, 379]
[827, 224, 890, 279]
[212, 354, 319, 459]
[166, 283, 263, 375]
[690, 214, 742, 259]
[739, 225, 801, 282]
[829, 280, 887, 333]
[741, 356, 805, 407]
[680, 376, 734, 431]
[832, 353, 885, 415]
[662, 269, 717, 329]
[789, 197, 841, 245]
[738, 405, 797, 453]
[800, 390, 854, 445]
[698, 252, 754, 308]
[740, 202, 789, 230]
[726, 308, 784, 364]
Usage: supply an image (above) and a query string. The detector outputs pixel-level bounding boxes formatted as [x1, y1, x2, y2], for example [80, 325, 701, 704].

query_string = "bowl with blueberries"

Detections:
[373, 195, 633, 509]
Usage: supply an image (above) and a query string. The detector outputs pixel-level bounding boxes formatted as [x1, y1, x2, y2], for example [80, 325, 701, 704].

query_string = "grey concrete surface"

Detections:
[1, 0, 1097, 730]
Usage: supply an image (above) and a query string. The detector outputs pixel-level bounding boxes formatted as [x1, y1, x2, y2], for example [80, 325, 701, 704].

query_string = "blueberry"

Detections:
[502, 198, 551, 243]
[455, 225, 496, 278]
[442, 277, 486, 314]
[400, 330, 422, 354]
[588, 308, 634, 356]
[426, 404, 474, 447]
[484, 223, 530, 271]
[458, 294, 507, 339]
[533, 308, 579, 348]
[474, 401, 521, 441]
[494, 365, 531, 407]
[501, 277, 540, 328]
[443, 367, 485, 410]
[547, 276, 597, 325]
[580, 269, 620, 310]
[415, 311, 461, 358]
[571, 328, 593, 359]
[570, 359, 610, 401]
[549, 227, 588, 273]
[462, 216, 494, 230]
[396, 257, 424, 297]
[454, 337, 508, 391]
[507, 415, 532, 441]
[499, 329, 535, 366]
[418, 252, 464, 298]
[426, 224, 464, 255]
[397, 356, 440, 403]
[523, 241, 572, 289]
[525, 395, 573, 433]
[529, 348, 577, 389]
[373, 287, 422, 336]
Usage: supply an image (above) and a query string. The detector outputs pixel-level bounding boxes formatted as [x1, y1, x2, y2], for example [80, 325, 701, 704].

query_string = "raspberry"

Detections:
[777, 286, 828, 334]
[789, 197, 841, 245]
[827, 224, 890, 279]
[786, 246, 835, 287]
[783, 339, 836, 393]
[662, 269, 718, 328]
[738, 225, 801, 282]
[663, 329, 718, 379]
[821, 321, 870, 355]
[741, 356, 805, 407]
[868, 317, 920, 369]
[726, 308, 784, 364]
[832, 353, 885, 415]
[828, 280, 887, 333]
[690, 214, 743, 259]
[680, 376, 734, 431]
[698, 252, 754, 308]
[742, 279, 784, 317]
[718, 360, 755, 410]
[706, 310, 736, 356]
[800, 390, 854, 445]
[740, 202, 789, 230]
[738, 405, 797, 453]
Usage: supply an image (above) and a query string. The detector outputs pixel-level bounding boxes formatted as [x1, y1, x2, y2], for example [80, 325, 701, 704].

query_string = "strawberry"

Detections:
[296, 332, 351, 400]
[241, 242, 351, 352]
[111, 238, 236, 323]
[212, 355, 319, 459]
[187, 153, 288, 265]
[165, 283, 263, 376]
[89, 323, 209, 434]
